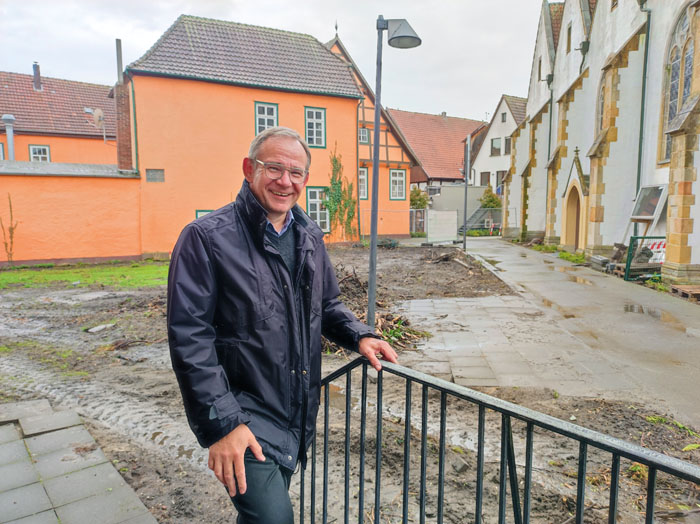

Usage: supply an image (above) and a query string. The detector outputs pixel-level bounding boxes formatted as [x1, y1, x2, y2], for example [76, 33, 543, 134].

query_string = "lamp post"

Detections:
[367, 15, 421, 330]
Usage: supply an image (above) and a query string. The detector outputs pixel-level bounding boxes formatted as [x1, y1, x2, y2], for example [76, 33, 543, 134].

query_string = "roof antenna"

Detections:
[335, 20, 338, 36]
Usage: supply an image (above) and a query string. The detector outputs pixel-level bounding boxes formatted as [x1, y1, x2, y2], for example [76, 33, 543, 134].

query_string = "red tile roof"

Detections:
[0, 71, 116, 138]
[588, 0, 598, 19]
[129, 15, 361, 99]
[549, 3, 565, 51]
[387, 109, 484, 182]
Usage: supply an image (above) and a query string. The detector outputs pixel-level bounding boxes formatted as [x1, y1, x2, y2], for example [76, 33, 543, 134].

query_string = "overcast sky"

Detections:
[0, 0, 542, 121]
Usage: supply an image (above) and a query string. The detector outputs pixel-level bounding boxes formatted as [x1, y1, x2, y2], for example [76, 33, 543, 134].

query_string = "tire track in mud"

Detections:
[0, 352, 208, 470]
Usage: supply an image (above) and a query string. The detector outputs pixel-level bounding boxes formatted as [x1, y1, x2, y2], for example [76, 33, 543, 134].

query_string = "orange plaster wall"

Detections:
[357, 164, 409, 236]
[0, 175, 140, 263]
[0, 134, 117, 164]
[131, 75, 359, 253]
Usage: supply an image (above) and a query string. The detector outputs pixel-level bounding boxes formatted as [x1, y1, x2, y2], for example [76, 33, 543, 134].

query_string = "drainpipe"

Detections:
[1, 114, 16, 161]
[545, 74, 554, 243]
[635, 0, 651, 237]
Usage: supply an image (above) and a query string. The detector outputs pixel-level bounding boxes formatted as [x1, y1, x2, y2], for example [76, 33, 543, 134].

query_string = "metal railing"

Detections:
[623, 235, 666, 281]
[297, 358, 700, 524]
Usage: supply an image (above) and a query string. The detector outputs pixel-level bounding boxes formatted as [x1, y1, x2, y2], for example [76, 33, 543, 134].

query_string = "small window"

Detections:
[390, 170, 406, 200]
[358, 167, 368, 200]
[307, 187, 330, 232]
[538, 57, 542, 81]
[0, 143, 4, 160]
[146, 169, 165, 182]
[358, 128, 370, 144]
[196, 210, 212, 219]
[566, 24, 572, 54]
[305, 107, 326, 148]
[611, 0, 618, 9]
[504, 137, 512, 155]
[480, 172, 491, 186]
[496, 171, 507, 194]
[490, 138, 501, 156]
[501, 112, 507, 123]
[255, 102, 278, 135]
[29, 145, 50, 162]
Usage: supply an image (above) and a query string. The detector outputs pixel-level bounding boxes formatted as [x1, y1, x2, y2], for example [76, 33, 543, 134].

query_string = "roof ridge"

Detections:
[388, 107, 484, 124]
[0, 71, 111, 89]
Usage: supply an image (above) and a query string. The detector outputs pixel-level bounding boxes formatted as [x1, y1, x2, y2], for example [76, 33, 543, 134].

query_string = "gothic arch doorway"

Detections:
[565, 186, 582, 250]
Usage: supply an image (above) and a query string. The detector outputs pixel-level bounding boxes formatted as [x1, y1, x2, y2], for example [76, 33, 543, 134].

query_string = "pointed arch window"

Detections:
[662, 8, 694, 162]
[597, 74, 606, 133]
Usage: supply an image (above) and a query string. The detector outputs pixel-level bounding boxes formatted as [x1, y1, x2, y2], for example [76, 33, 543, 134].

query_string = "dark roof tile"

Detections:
[549, 2, 565, 50]
[129, 15, 361, 99]
[503, 95, 528, 125]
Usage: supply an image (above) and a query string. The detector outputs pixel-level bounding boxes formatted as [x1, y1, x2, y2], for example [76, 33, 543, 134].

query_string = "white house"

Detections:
[471, 95, 527, 195]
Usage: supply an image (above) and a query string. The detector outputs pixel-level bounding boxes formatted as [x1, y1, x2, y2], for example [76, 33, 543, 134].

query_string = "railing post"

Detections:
[475, 405, 485, 524]
[437, 392, 447, 524]
[523, 422, 534, 524]
[359, 362, 368, 524]
[506, 417, 523, 524]
[420, 385, 428, 524]
[499, 414, 508, 524]
[344, 372, 352, 524]
[576, 441, 588, 524]
[608, 454, 620, 524]
[374, 370, 383, 524]
[402, 380, 412, 524]
[645, 467, 657, 524]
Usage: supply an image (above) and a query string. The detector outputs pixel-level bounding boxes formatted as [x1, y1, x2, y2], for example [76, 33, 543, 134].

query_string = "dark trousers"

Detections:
[230, 451, 294, 524]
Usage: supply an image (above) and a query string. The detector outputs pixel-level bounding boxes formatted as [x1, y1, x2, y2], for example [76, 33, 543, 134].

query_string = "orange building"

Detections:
[327, 35, 420, 238]
[1, 16, 366, 265]
[120, 15, 363, 254]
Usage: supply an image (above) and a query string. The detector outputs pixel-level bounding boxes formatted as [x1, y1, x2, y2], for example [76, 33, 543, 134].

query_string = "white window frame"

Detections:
[358, 167, 368, 200]
[0, 143, 4, 160]
[389, 170, 406, 200]
[305, 107, 326, 148]
[307, 187, 330, 232]
[29, 145, 50, 162]
[358, 128, 370, 144]
[255, 102, 278, 135]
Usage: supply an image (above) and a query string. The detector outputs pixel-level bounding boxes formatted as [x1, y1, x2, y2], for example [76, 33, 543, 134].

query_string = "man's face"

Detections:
[243, 136, 308, 223]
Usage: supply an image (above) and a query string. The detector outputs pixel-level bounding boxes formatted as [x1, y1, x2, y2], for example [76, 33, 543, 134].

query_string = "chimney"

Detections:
[1, 114, 16, 161]
[33, 62, 42, 91]
[114, 39, 133, 171]
[441, 111, 447, 118]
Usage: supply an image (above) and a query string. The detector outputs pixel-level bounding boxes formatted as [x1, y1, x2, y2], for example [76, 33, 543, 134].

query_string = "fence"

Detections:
[296, 358, 700, 523]
[623, 235, 666, 281]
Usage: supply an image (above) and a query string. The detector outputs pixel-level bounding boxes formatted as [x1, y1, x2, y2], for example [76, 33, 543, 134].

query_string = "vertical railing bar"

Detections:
[498, 414, 508, 524]
[645, 467, 657, 524]
[608, 454, 620, 524]
[311, 429, 317, 524]
[420, 385, 428, 524]
[437, 392, 447, 524]
[523, 422, 534, 524]
[506, 417, 523, 524]
[300, 458, 305, 524]
[402, 380, 412, 524]
[358, 363, 368, 524]
[576, 441, 588, 524]
[344, 372, 352, 524]
[323, 384, 329, 524]
[475, 405, 485, 524]
[374, 369, 383, 524]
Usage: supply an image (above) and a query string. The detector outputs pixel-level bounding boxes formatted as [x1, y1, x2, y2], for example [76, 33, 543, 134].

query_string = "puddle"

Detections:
[623, 303, 687, 332]
[540, 298, 578, 318]
[519, 253, 527, 258]
[567, 275, 594, 286]
[543, 260, 553, 264]
[326, 383, 358, 411]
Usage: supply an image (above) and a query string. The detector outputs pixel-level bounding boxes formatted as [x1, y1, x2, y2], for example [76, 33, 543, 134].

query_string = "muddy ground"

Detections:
[1, 245, 699, 523]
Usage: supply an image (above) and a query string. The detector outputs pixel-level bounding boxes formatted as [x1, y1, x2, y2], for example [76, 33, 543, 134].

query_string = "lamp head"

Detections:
[386, 19, 421, 49]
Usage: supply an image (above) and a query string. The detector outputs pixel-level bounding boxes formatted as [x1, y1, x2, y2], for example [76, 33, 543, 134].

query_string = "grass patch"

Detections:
[646, 415, 700, 438]
[410, 231, 427, 238]
[0, 260, 169, 289]
[0, 345, 12, 353]
[558, 251, 586, 264]
[530, 244, 558, 253]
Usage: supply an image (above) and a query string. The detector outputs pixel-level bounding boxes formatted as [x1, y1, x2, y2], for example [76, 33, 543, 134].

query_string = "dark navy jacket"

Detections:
[167, 181, 375, 470]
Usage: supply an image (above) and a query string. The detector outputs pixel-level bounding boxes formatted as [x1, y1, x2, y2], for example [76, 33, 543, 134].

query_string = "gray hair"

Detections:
[248, 127, 312, 170]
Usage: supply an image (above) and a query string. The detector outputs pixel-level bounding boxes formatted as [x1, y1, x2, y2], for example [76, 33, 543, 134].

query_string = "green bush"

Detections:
[479, 186, 502, 208]
[410, 231, 427, 238]
[530, 244, 558, 253]
[558, 251, 586, 264]
[410, 187, 429, 209]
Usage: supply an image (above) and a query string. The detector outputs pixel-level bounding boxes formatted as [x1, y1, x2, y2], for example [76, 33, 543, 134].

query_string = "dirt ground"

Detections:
[1, 245, 698, 523]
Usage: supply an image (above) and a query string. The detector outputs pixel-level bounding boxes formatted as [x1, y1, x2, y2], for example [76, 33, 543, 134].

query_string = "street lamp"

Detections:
[367, 15, 421, 330]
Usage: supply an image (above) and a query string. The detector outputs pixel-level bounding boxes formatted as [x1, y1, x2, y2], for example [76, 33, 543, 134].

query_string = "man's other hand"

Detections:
[358, 337, 398, 371]
[208, 424, 265, 496]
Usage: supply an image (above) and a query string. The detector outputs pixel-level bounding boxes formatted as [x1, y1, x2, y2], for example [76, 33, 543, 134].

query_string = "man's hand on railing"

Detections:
[358, 337, 398, 371]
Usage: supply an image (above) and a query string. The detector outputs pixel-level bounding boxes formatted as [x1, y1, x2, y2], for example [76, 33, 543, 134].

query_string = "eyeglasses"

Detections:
[254, 159, 308, 184]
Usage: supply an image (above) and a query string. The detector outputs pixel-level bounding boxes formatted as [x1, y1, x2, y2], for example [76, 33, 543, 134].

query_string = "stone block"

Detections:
[0, 457, 39, 492]
[44, 462, 128, 507]
[19, 411, 82, 438]
[25, 426, 94, 457]
[33, 445, 107, 480]
[0, 440, 29, 466]
[0, 400, 52, 424]
[0, 483, 52, 522]
[55, 486, 151, 524]
[0, 423, 20, 445]
[5, 510, 60, 524]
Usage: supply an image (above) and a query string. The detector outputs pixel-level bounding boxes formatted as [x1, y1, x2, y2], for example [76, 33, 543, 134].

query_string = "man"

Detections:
[167, 127, 397, 523]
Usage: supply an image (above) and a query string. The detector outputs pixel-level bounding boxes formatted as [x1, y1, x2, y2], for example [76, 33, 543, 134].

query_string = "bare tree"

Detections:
[0, 193, 18, 265]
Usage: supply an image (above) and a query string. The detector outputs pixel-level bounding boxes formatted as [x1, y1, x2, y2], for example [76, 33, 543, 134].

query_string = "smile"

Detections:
[271, 191, 292, 197]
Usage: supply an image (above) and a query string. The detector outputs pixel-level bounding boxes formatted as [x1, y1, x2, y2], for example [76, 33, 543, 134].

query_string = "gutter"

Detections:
[635, 0, 651, 237]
